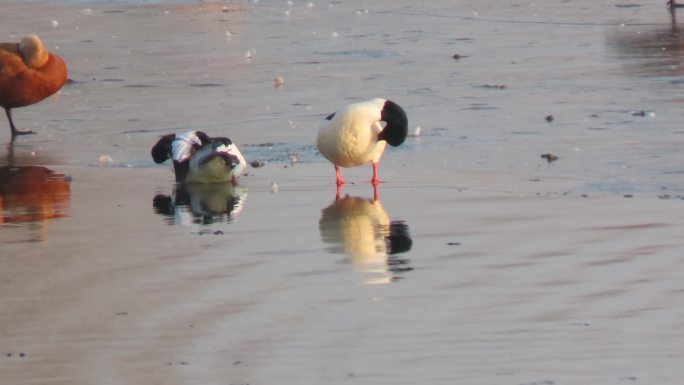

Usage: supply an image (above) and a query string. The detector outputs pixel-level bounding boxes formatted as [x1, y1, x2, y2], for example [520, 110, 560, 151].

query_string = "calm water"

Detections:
[3, 2, 684, 385]
[14, 0, 680, 196]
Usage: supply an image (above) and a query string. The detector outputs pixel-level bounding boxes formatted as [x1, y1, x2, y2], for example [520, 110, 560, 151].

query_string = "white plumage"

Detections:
[316, 98, 408, 186]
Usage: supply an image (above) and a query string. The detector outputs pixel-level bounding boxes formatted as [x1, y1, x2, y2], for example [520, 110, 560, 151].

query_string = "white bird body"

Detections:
[316, 98, 408, 186]
[317, 99, 387, 168]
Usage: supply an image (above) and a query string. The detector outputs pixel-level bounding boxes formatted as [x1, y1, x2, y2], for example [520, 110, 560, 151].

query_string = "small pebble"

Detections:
[410, 126, 422, 137]
[98, 154, 113, 166]
[273, 76, 284, 88]
[447, 242, 461, 246]
[452, 53, 466, 60]
[545, 114, 554, 122]
[250, 160, 264, 168]
[288, 152, 299, 164]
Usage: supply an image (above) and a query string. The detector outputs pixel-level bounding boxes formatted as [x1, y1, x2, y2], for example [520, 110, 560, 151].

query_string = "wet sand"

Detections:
[2, 1, 684, 384]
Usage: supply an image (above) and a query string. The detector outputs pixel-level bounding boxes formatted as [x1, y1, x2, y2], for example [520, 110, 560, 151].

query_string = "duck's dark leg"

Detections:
[5, 108, 35, 139]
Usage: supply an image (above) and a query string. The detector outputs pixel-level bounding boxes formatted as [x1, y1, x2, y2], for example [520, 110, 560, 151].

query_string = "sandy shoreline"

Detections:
[2, 1, 684, 384]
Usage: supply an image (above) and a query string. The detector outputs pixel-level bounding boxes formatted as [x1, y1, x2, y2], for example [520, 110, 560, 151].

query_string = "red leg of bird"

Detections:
[373, 183, 379, 202]
[335, 183, 343, 201]
[6, 108, 35, 138]
[335, 166, 344, 186]
[370, 162, 380, 186]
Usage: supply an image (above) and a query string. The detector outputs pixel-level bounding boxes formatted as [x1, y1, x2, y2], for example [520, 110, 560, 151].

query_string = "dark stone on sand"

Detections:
[545, 114, 554, 122]
[250, 160, 265, 168]
[631, 110, 647, 117]
[447, 242, 461, 246]
[480, 84, 507, 89]
[541, 153, 559, 162]
[452, 53, 466, 60]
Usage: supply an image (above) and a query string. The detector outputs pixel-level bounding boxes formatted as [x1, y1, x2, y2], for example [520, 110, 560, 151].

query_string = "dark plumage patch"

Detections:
[387, 221, 413, 255]
[151, 133, 176, 164]
[211, 136, 233, 147]
[378, 100, 408, 147]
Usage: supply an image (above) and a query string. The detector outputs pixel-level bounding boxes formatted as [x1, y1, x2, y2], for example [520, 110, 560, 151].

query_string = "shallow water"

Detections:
[2, 1, 684, 384]
[4, 1, 684, 193]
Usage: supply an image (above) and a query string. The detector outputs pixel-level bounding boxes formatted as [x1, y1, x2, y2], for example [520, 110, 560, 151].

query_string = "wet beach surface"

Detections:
[2, 1, 684, 384]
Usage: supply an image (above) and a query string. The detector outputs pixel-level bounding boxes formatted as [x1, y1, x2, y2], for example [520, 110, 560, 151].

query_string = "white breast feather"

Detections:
[317, 100, 386, 168]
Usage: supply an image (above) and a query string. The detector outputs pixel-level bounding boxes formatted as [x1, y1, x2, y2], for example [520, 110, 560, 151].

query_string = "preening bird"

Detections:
[316, 98, 408, 186]
[0, 34, 67, 139]
[151, 130, 246, 184]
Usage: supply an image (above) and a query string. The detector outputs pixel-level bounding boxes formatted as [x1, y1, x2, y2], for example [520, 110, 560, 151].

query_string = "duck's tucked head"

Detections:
[377, 100, 408, 147]
[19, 34, 49, 68]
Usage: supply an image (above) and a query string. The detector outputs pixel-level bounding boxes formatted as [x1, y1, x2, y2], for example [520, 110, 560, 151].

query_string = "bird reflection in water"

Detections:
[606, 9, 684, 78]
[319, 191, 413, 284]
[153, 182, 246, 227]
[0, 163, 71, 241]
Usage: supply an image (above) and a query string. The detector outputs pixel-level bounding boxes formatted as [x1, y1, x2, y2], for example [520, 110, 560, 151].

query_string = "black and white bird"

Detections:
[316, 98, 408, 186]
[151, 130, 246, 184]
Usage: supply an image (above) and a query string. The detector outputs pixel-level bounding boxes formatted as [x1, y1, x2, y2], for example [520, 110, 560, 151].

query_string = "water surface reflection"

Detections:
[0, 165, 71, 242]
[607, 17, 684, 77]
[319, 194, 413, 284]
[153, 183, 247, 226]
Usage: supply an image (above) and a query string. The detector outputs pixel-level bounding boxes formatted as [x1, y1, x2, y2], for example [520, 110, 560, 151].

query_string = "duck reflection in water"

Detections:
[319, 191, 413, 284]
[0, 162, 71, 242]
[153, 182, 246, 226]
